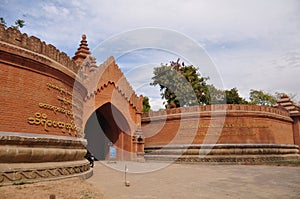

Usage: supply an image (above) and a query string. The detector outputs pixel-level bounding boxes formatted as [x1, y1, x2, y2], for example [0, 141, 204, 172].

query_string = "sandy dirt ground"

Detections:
[88, 161, 300, 199]
[0, 177, 103, 199]
[1, 161, 300, 199]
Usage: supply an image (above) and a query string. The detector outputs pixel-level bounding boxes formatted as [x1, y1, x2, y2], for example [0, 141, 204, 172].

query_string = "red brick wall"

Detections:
[0, 28, 85, 138]
[142, 105, 295, 146]
[0, 57, 84, 138]
[292, 116, 300, 151]
[81, 57, 144, 158]
[83, 82, 141, 158]
[0, 25, 143, 161]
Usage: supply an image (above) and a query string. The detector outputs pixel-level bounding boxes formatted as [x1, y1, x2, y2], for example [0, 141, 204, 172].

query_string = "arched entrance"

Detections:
[84, 102, 131, 160]
[77, 53, 145, 162]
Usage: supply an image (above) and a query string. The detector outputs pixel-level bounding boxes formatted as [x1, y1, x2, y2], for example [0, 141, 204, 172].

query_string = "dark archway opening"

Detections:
[84, 103, 131, 160]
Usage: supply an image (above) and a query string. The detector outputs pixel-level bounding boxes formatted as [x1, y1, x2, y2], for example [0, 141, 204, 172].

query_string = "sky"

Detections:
[1, 0, 300, 110]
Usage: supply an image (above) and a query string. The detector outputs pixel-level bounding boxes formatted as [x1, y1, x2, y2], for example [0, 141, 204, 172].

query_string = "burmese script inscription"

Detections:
[27, 83, 82, 136]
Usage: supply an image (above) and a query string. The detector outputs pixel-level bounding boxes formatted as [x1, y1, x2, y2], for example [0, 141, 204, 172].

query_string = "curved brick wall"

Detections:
[0, 26, 86, 137]
[0, 25, 145, 184]
[142, 105, 299, 162]
[0, 26, 79, 73]
[142, 104, 294, 146]
[0, 25, 91, 184]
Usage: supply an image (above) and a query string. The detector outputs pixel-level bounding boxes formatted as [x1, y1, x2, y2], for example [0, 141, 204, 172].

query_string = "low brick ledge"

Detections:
[144, 144, 300, 163]
[0, 132, 87, 148]
[0, 160, 92, 186]
[145, 154, 300, 164]
[145, 144, 300, 150]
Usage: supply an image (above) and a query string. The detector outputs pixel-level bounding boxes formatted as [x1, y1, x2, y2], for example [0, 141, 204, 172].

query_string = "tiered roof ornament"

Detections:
[73, 34, 143, 112]
[274, 94, 300, 115]
[72, 34, 91, 66]
[73, 34, 98, 80]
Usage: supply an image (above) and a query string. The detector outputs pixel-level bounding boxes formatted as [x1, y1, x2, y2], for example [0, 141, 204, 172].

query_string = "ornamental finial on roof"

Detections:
[275, 94, 300, 115]
[72, 34, 91, 66]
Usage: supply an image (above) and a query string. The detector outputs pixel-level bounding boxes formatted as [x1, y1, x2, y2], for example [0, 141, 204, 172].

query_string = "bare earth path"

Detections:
[1, 161, 299, 198]
[87, 161, 300, 199]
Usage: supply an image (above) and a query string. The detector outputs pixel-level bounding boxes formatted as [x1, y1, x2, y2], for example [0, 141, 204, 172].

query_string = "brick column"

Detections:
[132, 125, 145, 162]
[292, 115, 300, 154]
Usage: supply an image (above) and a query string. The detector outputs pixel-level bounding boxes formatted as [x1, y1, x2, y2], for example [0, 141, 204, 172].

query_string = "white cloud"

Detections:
[1, 0, 300, 105]
[210, 48, 300, 99]
[42, 4, 70, 17]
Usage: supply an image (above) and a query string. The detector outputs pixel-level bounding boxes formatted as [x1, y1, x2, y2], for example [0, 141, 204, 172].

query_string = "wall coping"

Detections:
[0, 131, 87, 143]
[83, 56, 143, 112]
[0, 41, 78, 81]
[0, 25, 79, 74]
[142, 104, 292, 122]
[144, 143, 300, 149]
[0, 25, 86, 95]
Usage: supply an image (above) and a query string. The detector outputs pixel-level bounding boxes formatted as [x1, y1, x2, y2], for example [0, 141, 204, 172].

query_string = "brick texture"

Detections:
[142, 105, 296, 147]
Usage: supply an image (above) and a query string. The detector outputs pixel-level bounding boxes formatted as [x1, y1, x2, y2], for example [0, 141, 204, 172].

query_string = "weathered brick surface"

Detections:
[0, 47, 84, 138]
[2, 23, 299, 165]
[0, 25, 79, 73]
[142, 105, 296, 147]
[83, 72, 143, 160]
[0, 26, 146, 184]
[0, 26, 144, 162]
[292, 117, 300, 150]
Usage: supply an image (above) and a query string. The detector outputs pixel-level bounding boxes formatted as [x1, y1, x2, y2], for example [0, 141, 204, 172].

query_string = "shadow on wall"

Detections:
[84, 103, 130, 160]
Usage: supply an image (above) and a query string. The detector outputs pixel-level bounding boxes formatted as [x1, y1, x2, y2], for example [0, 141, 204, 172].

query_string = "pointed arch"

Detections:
[82, 56, 144, 160]
[84, 102, 131, 160]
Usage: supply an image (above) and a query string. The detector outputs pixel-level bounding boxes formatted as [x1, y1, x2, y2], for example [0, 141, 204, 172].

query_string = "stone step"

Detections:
[145, 154, 300, 163]
[144, 144, 300, 163]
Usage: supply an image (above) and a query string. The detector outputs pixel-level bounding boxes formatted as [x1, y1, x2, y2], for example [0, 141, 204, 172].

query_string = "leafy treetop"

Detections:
[0, 17, 25, 29]
[249, 89, 276, 106]
[142, 96, 151, 113]
[150, 59, 210, 108]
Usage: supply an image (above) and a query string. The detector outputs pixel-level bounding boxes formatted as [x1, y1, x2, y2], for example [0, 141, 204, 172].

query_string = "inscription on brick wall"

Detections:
[178, 123, 266, 137]
[28, 112, 80, 134]
[27, 82, 82, 136]
[181, 124, 268, 129]
[47, 82, 73, 96]
[178, 131, 257, 137]
[38, 103, 73, 118]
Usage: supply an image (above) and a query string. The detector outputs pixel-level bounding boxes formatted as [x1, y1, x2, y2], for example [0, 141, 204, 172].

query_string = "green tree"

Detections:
[225, 88, 248, 104]
[0, 17, 25, 29]
[11, 19, 25, 29]
[142, 96, 151, 113]
[249, 90, 277, 106]
[207, 85, 248, 104]
[0, 17, 7, 27]
[207, 84, 226, 104]
[150, 59, 209, 108]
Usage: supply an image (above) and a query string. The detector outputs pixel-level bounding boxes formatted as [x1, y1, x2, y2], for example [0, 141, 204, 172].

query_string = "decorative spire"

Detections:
[275, 94, 299, 115]
[72, 34, 91, 66]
